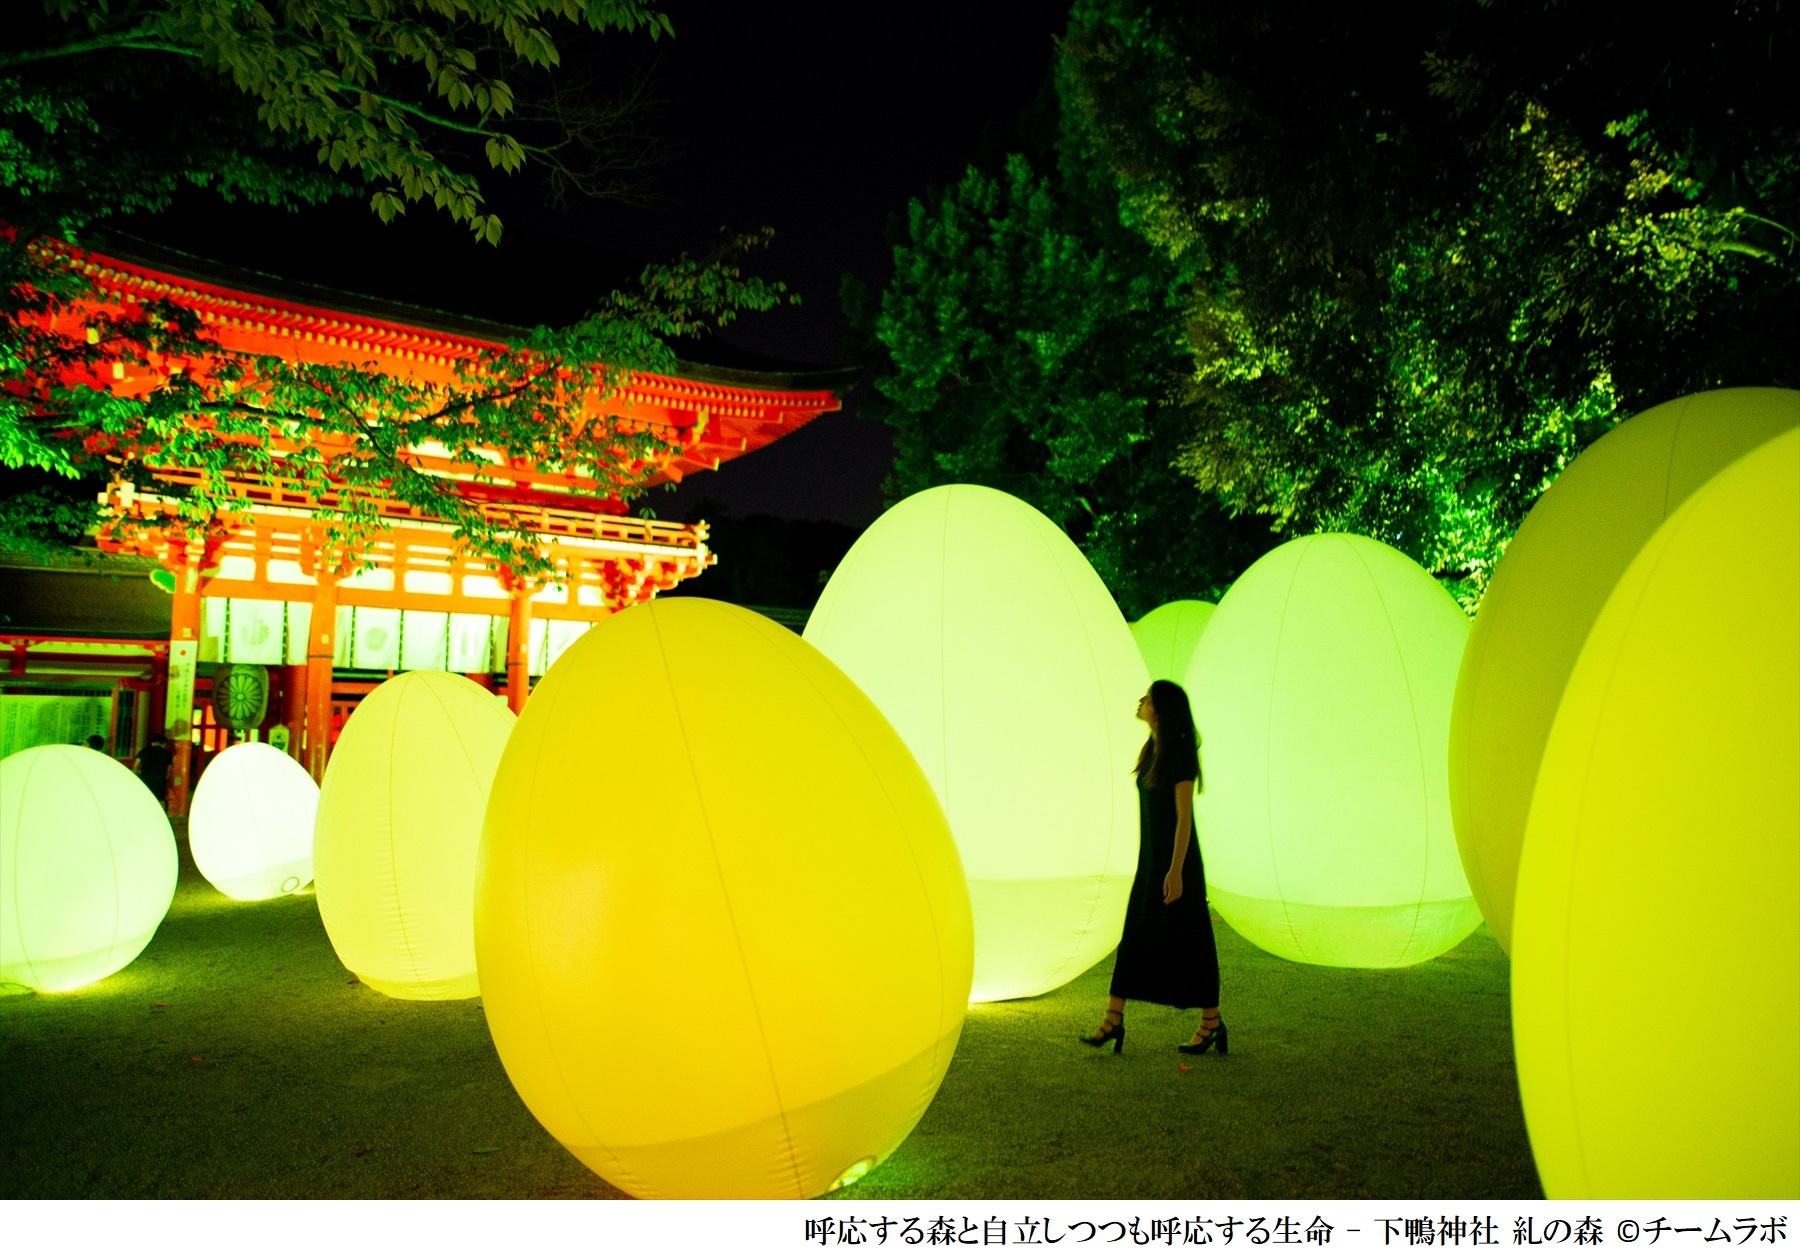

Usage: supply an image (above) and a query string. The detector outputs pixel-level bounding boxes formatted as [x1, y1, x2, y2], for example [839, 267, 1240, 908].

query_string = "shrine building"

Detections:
[0, 238, 853, 814]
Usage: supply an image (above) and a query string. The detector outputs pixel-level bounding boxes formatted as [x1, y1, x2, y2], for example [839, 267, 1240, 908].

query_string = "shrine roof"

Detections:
[37, 232, 853, 510]
[90, 232, 862, 394]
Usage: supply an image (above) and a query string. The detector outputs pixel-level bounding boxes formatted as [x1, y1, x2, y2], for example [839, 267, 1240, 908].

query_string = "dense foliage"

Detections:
[1, 1, 789, 570]
[850, 142, 1272, 616]
[864, 1, 1800, 610]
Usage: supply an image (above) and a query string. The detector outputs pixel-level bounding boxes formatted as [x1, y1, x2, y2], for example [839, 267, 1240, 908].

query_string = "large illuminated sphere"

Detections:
[1514, 431, 1799, 1197]
[478, 599, 972, 1199]
[0, 745, 177, 991]
[313, 671, 514, 999]
[804, 484, 1145, 1002]
[1451, 388, 1800, 954]
[188, 743, 318, 900]
[1187, 533, 1479, 967]
[1130, 600, 1215, 683]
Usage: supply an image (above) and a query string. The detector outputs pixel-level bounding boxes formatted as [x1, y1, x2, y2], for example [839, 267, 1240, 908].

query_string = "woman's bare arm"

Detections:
[1162, 779, 1195, 905]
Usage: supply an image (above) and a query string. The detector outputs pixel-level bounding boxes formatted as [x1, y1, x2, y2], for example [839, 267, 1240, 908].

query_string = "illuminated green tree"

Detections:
[852, 151, 1273, 617]
[1061, 0, 1800, 605]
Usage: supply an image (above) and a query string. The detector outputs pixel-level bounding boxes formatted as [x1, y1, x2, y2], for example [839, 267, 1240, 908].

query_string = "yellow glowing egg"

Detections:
[1187, 533, 1479, 967]
[1514, 430, 1798, 1197]
[313, 671, 514, 999]
[1131, 600, 1215, 683]
[1450, 388, 1800, 953]
[477, 599, 972, 1199]
[803, 484, 1146, 1002]
[0, 745, 177, 991]
[188, 742, 318, 900]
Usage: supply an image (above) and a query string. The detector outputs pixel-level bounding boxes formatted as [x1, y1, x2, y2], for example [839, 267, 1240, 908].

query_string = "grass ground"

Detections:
[0, 833, 1541, 1200]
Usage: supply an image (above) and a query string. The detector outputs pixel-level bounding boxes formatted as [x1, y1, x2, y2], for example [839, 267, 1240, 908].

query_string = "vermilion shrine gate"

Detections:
[8, 238, 847, 814]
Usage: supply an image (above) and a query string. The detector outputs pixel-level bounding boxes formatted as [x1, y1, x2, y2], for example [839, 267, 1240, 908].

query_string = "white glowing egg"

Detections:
[188, 742, 318, 900]
[0, 745, 177, 991]
[1187, 533, 1479, 967]
[805, 484, 1147, 1002]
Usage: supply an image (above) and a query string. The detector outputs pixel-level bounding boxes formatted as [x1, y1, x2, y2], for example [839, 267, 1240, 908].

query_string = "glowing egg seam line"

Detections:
[84, 756, 125, 985]
[733, 605, 957, 1096]
[1549, 499, 1685, 1199]
[516, 650, 614, 1160]
[1027, 509, 1121, 989]
[937, 492, 952, 818]
[383, 689, 427, 994]
[1350, 542, 1433, 970]
[1658, 398, 1691, 520]
[419, 680, 486, 993]
[1264, 542, 1307, 963]
[649, 608, 806, 1199]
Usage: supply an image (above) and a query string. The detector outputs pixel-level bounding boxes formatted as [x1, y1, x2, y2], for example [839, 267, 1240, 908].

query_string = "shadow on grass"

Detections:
[1, 849, 1540, 1200]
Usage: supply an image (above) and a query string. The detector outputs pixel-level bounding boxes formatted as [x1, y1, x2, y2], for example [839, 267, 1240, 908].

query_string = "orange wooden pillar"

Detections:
[164, 545, 204, 817]
[504, 583, 533, 715]
[280, 663, 307, 758]
[304, 571, 339, 783]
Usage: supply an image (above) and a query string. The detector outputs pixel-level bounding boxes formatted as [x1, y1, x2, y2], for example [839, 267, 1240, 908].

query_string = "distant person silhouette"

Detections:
[86, 734, 106, 752]
[134, 734, 174, 807]
[1080, 679, 1226, 1056]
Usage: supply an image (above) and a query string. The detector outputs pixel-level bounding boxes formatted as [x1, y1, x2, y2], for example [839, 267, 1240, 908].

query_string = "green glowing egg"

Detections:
[1514, 430, 1798, 1197]
[314, 671, 514, 1000]
[1451, 388, 1800, 954]
[0, 745, 178, 991]
[1130, 600, 1215, 684]
[1186, 533, 1479, 967]
[805, 485, 1147, 1002]
[189, 742, 318, 900]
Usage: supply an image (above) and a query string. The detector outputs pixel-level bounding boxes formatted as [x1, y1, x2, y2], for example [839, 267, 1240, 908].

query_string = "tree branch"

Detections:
[0, 34, 200, 69]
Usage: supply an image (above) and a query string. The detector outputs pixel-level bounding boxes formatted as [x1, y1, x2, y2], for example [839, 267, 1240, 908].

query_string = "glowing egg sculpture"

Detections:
[477, 598, 972, 1199]
[1186, 533, 1479, 967]
[0, 745, 177, 991]
[313, 671, 514, 999]
[188, 742, 318, 900]
[1130, 599, 1215, 683]
[1514, 430, 1798, 1197]
[803, 484, 1146, 1002]
[1450, 388, 1800, 953]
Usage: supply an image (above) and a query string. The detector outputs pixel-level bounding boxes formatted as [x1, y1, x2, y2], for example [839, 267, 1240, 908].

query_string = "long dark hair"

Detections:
[1134, 678, 1201, 789]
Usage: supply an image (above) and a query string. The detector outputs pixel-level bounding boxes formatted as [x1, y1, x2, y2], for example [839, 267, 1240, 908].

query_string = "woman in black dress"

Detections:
[1079, 678, 1225, 1055]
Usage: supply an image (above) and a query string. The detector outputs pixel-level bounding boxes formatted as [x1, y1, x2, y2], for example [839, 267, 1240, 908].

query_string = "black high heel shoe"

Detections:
[1079, 1019, 1125, 1054]
[1177, 1017, 1227, 1056]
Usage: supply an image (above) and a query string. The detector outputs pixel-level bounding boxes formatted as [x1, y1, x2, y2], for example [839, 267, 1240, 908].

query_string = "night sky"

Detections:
[130, 1, 1074, 527]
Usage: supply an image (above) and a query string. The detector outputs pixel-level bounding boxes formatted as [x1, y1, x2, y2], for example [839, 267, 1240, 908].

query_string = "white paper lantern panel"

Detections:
[200, 596, 227, 663]
[227, 599, 287, 665]
[399, 610, 451, 672]
[284, 601, 312, 665]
